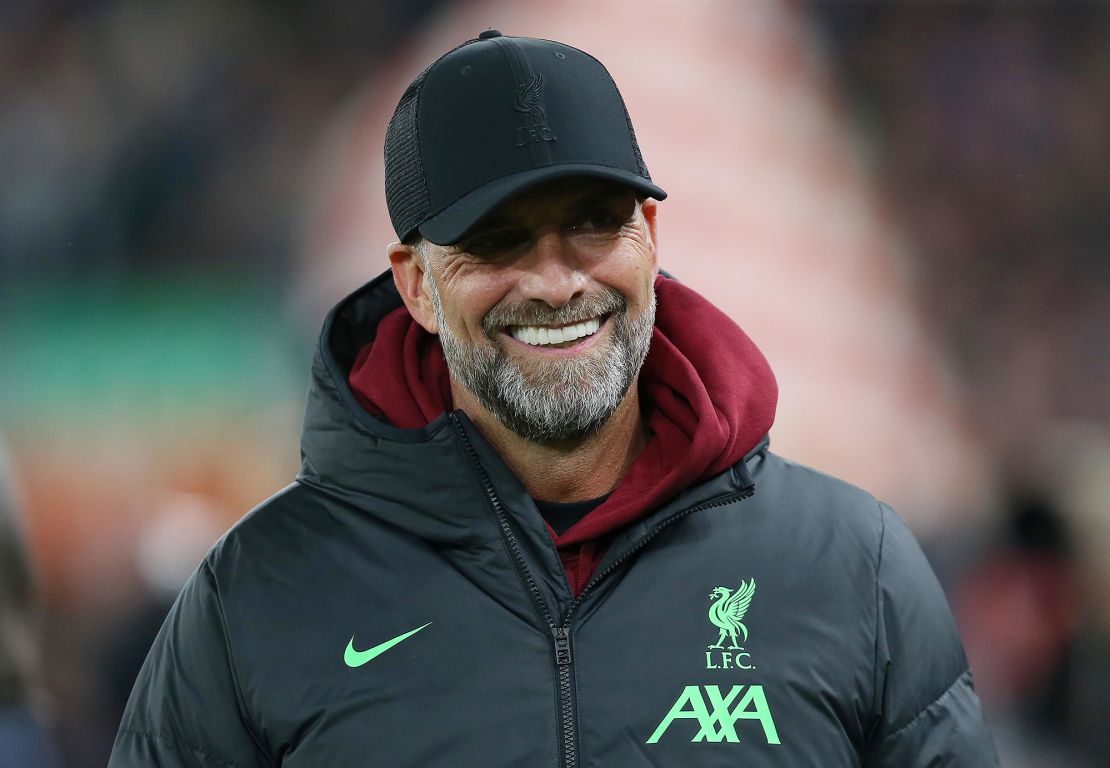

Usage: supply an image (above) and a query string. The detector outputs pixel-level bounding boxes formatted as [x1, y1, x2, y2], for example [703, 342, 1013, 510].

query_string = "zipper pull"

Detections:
[551, 626, 572, 666]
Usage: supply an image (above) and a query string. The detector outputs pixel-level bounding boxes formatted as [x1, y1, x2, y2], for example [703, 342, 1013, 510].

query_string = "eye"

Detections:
[567, 195, 636, 235]
[568, 207, 624, 234]
[460, 228, 529, 257]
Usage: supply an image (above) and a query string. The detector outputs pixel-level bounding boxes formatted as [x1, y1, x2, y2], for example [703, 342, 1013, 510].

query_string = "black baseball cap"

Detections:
[384, 30, 667, 246]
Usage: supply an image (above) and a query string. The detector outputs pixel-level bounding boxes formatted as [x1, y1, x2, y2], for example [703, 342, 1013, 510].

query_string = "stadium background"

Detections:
[1, 1, 1107, 765]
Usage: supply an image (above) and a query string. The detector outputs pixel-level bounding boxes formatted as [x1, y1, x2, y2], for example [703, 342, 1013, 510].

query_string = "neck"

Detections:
[451, 379, 647, 502]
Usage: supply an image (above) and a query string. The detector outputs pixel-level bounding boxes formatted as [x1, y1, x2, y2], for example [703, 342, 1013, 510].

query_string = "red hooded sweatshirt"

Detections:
[349, 275, 778, 594]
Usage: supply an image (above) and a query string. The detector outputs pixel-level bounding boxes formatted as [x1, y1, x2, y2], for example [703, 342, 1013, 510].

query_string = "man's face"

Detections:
[414, 178, 658, 444]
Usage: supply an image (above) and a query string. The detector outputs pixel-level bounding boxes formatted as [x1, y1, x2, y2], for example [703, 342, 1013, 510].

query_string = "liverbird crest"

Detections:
[513, 74, 547, 124]
[707, 578, 756, 650]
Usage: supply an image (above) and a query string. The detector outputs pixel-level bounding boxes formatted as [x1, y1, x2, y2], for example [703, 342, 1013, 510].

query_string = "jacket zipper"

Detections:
[551, 626, 576, 768]
[450, 413, 753, 767]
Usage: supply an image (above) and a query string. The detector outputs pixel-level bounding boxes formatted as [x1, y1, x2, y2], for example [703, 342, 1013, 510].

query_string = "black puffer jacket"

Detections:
[110, 273, 998, 767]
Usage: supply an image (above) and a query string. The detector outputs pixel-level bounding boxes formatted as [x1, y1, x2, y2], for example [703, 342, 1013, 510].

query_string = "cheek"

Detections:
[600, 250, 656, 307]
[441, 286, 505, 343]
[442, 304, 487, 343]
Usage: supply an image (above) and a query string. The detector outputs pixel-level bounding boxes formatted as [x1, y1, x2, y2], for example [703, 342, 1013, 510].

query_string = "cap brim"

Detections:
[418, 165, 667, 246]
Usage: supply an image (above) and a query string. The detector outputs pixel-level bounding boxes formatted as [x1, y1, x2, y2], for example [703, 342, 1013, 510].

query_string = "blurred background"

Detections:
[1, 1, 1107, 765]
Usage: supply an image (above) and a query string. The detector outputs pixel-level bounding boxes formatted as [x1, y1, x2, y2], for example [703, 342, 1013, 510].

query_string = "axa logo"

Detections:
[513, 74, 556, 145]
[706, 578, 756, 670]
[646, 685, 781, 745]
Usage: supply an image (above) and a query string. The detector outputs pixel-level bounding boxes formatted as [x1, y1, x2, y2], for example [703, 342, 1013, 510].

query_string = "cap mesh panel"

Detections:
[385, 39, 481, 242]
[384, 73, 430, 242]
[618, 95, 650, 180]
[601, 66, 651, 181]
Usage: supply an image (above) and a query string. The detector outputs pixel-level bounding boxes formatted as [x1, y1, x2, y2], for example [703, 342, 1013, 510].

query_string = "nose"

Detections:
[515, 230, 588, 308]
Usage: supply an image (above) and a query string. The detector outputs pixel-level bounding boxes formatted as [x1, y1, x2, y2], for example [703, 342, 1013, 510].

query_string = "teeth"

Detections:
[510, 317, 601, 347]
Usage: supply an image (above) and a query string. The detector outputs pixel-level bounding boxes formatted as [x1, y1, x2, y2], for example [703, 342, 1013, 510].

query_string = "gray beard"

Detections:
[428, 278, 655, 444]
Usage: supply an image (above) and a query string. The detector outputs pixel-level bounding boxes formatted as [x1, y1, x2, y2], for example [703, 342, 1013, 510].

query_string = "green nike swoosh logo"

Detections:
[344, 622, 432, 668]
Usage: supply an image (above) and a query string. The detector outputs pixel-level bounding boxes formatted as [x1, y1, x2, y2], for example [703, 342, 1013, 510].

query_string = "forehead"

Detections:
[470, 177, 637, 229]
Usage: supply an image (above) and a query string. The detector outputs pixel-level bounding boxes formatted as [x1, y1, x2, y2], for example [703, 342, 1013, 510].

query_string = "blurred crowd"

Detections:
[0, 0, 441, 281]
[1, 2, 1108, 767]
[816, 3, 1110, 468]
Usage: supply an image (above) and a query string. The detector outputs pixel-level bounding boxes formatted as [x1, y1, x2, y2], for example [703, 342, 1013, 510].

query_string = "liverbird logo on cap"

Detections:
[513, 74, 547, 123]
[513, 74, 556, 146]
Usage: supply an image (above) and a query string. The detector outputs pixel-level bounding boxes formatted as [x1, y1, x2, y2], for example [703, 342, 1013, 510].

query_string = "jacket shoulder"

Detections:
[754, 449, 882, 507]
[206, 482, 326, 575]
[747, 449, 886, 561]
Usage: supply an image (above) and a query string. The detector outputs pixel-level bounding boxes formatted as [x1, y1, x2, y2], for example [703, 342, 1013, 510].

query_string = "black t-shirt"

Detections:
[534, 494, 610, 535]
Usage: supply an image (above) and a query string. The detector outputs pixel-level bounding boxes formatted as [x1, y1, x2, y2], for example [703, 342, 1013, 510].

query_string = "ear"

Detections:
[640, 198, 660, 275]
[388, 241, 439, 334]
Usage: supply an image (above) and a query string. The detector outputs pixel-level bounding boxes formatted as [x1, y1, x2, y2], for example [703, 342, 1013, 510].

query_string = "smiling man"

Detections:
[110, 32, 998, 767]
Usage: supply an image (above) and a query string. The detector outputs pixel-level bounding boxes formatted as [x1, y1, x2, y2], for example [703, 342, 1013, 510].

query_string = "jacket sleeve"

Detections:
[108, 560, 270, 768]
[863, 503, 999, 767]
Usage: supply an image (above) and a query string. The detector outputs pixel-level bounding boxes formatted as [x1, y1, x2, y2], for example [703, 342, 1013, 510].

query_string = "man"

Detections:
[110, 32, 998, 766]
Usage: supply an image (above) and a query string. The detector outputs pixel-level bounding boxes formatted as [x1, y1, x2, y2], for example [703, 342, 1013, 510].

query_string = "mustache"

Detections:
[483, 289, 626, 335]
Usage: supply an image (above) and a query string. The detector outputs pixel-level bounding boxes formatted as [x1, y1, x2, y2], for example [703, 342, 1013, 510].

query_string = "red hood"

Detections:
[350, 274, 778, 592]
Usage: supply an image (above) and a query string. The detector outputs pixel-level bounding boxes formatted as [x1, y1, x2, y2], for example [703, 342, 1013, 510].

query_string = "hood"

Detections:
[296, 271, 499, 548]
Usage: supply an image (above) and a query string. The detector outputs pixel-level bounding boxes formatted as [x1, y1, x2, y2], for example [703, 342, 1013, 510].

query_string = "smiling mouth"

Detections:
[507, 316, 604, 347]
